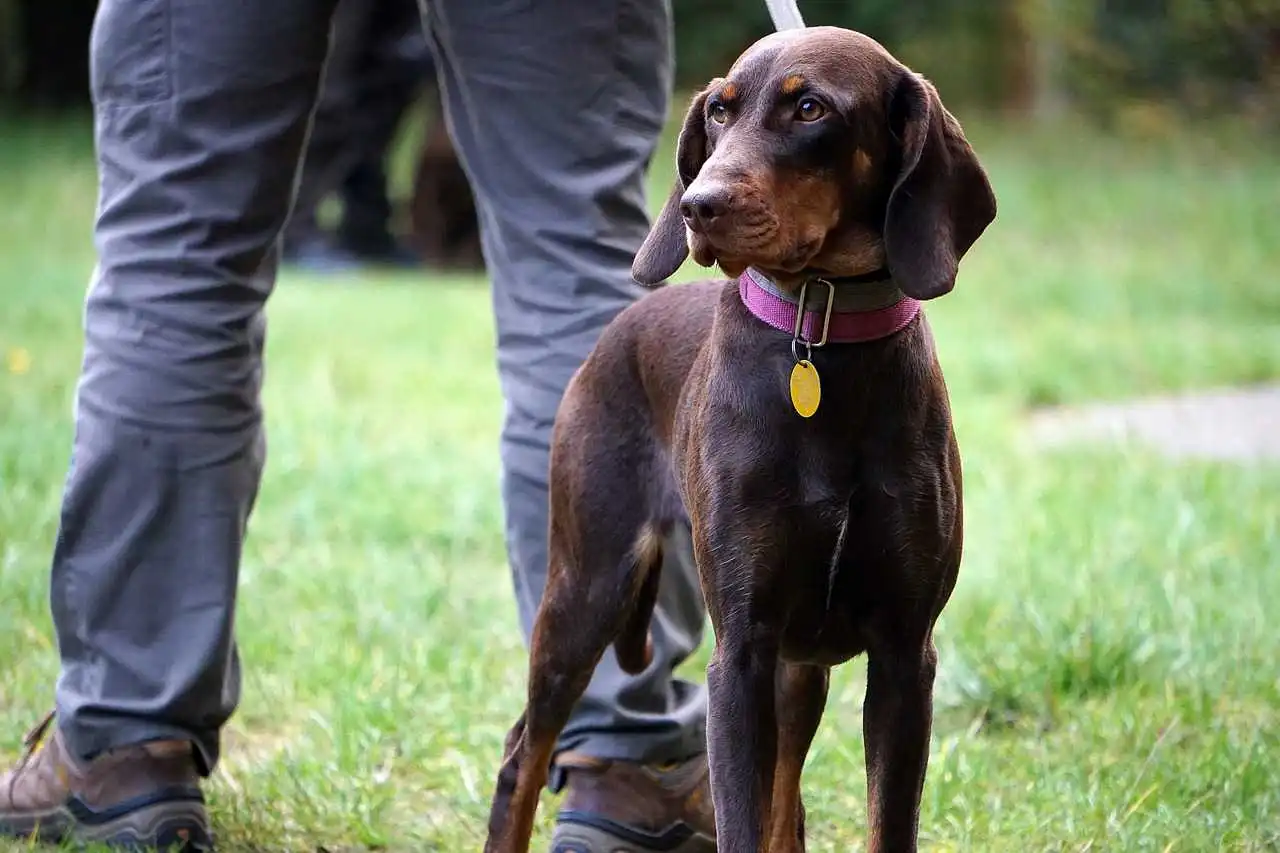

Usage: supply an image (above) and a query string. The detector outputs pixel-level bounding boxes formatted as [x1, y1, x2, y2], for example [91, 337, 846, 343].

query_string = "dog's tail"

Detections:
[613, 525, 665, 675]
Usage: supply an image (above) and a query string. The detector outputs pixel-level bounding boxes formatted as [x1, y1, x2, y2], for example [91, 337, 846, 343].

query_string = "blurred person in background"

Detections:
[0, 1, 713, 852]
[281, 0, 430, 271]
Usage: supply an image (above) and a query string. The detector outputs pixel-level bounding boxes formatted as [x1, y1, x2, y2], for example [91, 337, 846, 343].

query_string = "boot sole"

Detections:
[552, 813, 715, 853]
[1, 790, 213, 851]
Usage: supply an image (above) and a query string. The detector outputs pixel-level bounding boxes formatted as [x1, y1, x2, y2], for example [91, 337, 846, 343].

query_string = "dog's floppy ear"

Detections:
[884, 72, 996, 300]
[632, 83, 718, 286]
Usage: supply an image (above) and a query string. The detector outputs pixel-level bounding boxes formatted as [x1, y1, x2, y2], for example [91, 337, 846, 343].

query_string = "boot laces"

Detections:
[6, 711, 56, 801]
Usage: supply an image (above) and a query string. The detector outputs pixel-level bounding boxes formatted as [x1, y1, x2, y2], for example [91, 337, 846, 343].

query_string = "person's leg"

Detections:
[336, 158, 400, 258]
[281, 0, 374, 269]
[423, 6, 713, 843]
[422, 0, 707, 768]
[336, 0, 432, 263]
[3, 0, 336, 845]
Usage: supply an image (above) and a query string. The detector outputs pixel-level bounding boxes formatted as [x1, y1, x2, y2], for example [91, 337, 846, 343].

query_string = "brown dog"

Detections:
[484, 26, 996, 853]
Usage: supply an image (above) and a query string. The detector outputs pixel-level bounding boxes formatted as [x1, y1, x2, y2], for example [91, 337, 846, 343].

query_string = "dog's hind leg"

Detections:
[484, 711, 528, 852]
[483, 508, 659, 852]
[766, 662, 829, 852]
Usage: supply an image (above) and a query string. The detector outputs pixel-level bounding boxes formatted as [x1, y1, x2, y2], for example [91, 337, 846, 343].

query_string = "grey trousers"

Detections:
[55, 0, 706, 774]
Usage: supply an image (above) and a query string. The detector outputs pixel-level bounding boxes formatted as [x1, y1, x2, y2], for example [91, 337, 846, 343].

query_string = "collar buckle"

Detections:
[791, 277, 835, 362]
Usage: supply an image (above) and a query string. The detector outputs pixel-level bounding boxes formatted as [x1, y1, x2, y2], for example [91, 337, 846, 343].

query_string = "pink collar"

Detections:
[738, 268, 920, 344]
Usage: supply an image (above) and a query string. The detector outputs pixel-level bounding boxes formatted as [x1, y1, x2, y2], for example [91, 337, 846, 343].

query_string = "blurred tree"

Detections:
[0, 0, 18, 98]
[1038, 0, 1278, 119]
[0, 0, 93, 106]
[0, 0, 1274, 121]
[670, 0, 1279, 121]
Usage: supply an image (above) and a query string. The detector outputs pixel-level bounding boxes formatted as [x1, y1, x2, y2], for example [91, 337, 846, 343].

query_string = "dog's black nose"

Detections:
[680, 189, 729, 232]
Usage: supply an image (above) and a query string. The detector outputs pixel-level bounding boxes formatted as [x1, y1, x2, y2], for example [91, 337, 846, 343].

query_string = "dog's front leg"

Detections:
[767, 662, 829, 852]
[705, 631, 780, 852]
[863, 635, 939, 853]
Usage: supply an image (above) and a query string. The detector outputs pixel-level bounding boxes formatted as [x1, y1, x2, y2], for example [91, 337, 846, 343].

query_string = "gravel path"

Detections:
[1026, 384, 1280, 461]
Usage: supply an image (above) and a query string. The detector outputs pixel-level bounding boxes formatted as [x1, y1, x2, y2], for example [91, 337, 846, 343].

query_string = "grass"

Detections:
[1, 108, 1279, 851]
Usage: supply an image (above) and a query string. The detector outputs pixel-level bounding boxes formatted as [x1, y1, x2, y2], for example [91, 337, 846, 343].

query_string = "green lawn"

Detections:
[1, 111, 1278, 852]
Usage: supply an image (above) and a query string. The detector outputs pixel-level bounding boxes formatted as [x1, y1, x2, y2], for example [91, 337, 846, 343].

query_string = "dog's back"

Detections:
[558, 280, 724, 449]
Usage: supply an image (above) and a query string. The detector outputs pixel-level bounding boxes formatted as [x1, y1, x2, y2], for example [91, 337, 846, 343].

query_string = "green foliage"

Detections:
[2, 0, 1276, 118]
[671, 0, 1008, 97]
[672, 0, 1280, 118]
[1068, 0, 1280, 117]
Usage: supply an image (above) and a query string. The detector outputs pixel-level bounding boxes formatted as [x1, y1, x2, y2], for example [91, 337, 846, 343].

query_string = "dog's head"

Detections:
[632, 26, 996, 300]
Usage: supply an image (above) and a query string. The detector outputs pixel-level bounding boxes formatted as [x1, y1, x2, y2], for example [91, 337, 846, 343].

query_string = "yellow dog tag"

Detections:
[789, 359, 821, 417]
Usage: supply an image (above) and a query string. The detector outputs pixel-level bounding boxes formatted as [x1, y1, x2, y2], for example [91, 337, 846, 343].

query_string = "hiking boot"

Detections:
[550, 752, 715, 853]
[0, 713, 213, 851]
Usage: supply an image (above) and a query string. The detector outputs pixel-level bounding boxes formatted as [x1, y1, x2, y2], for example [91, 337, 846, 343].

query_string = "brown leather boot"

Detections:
[549, 752, 716, 853]
[0, 713, 212, 850]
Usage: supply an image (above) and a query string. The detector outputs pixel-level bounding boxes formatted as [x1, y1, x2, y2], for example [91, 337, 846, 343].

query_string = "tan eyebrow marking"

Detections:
[781, 74, 805, 95]
[854, 149, 872, 178]
[720, 82, 737, 101]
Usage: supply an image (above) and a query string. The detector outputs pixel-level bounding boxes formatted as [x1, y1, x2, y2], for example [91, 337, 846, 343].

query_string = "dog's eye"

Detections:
[708, 101, 728, 124]
[795, 98, 826, 122]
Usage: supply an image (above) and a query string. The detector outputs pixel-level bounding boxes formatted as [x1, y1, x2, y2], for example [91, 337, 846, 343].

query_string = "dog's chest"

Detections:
[776, 479, 882, 666]
[776, 432, 936, 664]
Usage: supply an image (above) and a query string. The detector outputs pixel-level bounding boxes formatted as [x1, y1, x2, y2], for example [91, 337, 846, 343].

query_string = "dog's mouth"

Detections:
[689, 227, 823, 277]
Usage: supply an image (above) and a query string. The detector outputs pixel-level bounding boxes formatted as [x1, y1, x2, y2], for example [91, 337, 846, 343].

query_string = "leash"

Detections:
[764, 0, 806, 30]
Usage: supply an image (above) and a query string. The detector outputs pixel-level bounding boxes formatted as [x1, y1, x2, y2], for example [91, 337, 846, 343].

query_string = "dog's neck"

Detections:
[739, 267, 920, 345]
